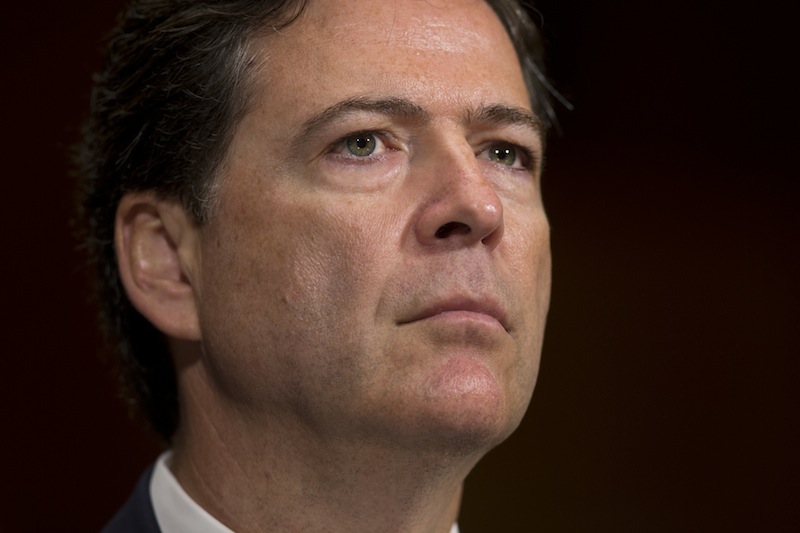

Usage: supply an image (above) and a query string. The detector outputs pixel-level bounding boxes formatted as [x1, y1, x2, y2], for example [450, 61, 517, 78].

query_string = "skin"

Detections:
[117, 0, 551, 531]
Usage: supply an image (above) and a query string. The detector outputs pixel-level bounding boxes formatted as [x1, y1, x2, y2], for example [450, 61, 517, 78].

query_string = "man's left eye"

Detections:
[484, 143, 521, 167]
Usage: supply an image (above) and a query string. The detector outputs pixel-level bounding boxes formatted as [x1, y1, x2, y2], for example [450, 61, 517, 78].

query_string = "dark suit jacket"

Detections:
[101, 465, 161, 533]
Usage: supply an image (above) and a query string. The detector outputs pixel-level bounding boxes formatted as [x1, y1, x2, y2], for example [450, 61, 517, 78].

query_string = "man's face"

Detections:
[191, 0, 551, 454]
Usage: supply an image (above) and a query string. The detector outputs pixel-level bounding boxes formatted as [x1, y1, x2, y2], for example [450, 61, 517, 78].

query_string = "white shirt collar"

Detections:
[150, 451, 234, 533]
[150, 450, 460, 533]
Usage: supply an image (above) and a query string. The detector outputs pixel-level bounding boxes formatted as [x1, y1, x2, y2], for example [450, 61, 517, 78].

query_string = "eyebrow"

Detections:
[294, 96, 431, 141]
[465, 103, 544, 138]
[292, 96, 543, 146]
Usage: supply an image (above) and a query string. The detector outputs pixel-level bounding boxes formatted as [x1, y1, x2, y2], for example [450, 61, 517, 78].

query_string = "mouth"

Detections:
[398, 296, 509, 332]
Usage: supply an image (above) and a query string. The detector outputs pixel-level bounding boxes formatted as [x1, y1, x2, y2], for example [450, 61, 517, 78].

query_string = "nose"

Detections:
[413, 144, 504, 251]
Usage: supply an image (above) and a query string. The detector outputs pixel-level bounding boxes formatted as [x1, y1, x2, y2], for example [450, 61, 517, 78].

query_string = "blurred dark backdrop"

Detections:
[3, 1, 797, 531]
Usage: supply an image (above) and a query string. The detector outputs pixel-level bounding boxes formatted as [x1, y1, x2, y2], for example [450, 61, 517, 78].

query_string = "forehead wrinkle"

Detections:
[388, 19, 492, 53]
[380, 0, 498, 53]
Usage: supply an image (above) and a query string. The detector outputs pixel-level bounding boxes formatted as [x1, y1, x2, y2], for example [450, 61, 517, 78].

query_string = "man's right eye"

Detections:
[346, 133, 377, 157]
[328, 131, 390, 160]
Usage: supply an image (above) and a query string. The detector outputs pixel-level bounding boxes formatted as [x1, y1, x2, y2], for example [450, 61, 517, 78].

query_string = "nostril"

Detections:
[435, 221, 471, 239]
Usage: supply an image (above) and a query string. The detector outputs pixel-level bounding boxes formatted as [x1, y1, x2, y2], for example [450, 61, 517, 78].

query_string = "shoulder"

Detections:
[101, 465, 161, 533]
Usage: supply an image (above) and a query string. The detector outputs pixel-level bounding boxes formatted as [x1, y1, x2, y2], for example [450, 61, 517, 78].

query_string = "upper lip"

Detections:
[398, 295, 509, 331]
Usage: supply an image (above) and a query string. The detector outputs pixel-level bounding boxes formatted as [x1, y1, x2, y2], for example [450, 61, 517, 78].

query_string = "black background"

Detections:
[3, 1, 797, 531]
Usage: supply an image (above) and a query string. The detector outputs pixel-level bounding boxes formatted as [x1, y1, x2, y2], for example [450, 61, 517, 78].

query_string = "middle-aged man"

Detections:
[80, 0, 555, 531]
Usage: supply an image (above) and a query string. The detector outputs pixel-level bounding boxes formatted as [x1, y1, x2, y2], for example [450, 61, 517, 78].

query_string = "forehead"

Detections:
[296, 0, 505, 53]
[245, 0, 531, 119]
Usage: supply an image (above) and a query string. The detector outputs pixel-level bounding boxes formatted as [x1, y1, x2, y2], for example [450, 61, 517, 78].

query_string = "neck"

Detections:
[168, 363, 480, 533]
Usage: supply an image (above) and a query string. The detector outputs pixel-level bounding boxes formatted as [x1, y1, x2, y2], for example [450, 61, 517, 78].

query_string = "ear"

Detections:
[115, 191, 202, 341]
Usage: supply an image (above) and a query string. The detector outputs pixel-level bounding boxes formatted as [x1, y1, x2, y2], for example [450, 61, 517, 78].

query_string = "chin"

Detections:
[408, 354, 531, 457]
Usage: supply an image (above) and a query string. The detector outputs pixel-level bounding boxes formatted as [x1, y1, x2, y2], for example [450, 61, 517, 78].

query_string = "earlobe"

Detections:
[115, 192, 202, 341]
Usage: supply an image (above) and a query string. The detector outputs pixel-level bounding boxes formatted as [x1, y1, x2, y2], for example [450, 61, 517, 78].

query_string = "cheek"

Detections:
[503, 206, 551, 284]
[283, 201, 399, 307]
[222, 195, 403, 355]
[195, 198, 399, 405]
[502, 206, 551, 348]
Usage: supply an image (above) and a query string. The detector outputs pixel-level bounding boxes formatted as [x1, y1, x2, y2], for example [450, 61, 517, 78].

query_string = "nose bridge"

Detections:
[412, 132, 504, 250]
